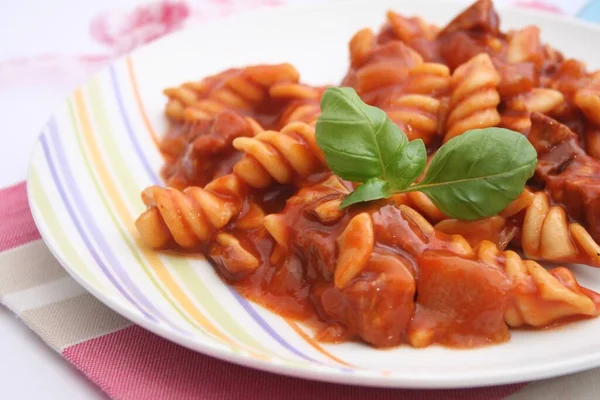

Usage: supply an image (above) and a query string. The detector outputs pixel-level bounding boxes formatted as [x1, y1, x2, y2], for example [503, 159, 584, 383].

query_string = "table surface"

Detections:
[2, 0, 599, 398]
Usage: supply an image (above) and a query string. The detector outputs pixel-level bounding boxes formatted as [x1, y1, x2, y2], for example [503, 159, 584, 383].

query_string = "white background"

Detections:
[0, 0, 109, 390]
[0, 1, 115, 395]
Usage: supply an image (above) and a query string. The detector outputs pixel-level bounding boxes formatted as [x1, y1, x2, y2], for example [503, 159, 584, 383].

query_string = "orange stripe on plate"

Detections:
[285, 321, 353, 367]
[126, 56, 160, 147]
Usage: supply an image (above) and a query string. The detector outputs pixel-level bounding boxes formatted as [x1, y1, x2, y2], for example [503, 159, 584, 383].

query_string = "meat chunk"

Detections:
[314, 251, 416, 347]
[161, 111, 254, 189]
[438, 0, 500, 37]
[528, 112, 600, 242]
[408, 251, 512, 348]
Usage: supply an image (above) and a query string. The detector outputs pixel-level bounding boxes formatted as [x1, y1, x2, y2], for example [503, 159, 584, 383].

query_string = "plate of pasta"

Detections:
[27, 0, 600, 389]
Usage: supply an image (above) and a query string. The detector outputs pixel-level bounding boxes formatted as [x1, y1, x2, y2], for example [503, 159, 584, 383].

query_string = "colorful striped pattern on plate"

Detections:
[28, 57, 363, 372]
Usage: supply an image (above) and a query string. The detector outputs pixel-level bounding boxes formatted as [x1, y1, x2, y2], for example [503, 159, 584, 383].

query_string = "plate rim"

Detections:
[25, 0, 600, 389]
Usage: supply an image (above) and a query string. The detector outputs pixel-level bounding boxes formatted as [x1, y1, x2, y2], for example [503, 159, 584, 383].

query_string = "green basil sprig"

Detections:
[315, 87, 537, 220]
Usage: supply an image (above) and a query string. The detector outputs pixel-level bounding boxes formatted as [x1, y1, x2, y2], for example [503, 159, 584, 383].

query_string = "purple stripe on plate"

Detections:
[226, 286, 321, 364]
[46, 116, 189, 337]
[110, 65, 346, 368]
[109, 67, 157, 182]
[40, 128, 155, 321]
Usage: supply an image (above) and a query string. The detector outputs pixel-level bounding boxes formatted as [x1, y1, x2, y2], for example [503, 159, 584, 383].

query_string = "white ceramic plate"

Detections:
[27, 0, 600, 389]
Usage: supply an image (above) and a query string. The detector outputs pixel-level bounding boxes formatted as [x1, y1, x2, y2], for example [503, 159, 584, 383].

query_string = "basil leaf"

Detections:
[340, 178, 389, 208]
[407, 128, 537, 220]
[388, 139, 427, 190]
[314, 87, 536, 220]
[316, 87, 408, 182]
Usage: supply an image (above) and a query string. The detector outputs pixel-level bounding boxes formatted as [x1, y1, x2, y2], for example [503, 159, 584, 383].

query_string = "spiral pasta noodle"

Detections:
[430, 190, 600, 267]
[344, 35, 425, 96]
[163, 69, 237, 122]
[401, 63, 452, 96]
[476, 240, 600, 328]
[232, 122, 325, 188]
[136, 175, 267, 278]
[385, 11, 439, 43]
[385, 94, 444, 144]
[136, 122, 325, 250]
[500, 88, 564, 133]
[521, 192, 600, 266]
[278, 101, 322, 127]
[348, 28, 375, 69]
[269, 82, 323, 101]
[388, 183, 600, 267]
[344, 31, 450, 145]
[380, 63, 451, 145]
[135, 174, 247, 249]
[269, 83, 325, 127]
[586, 125, 600, 160]
[444, 53, 501, 142]
[574, 72, 600, 125]
[529, 112, 600, 243]
[163, 64, 300, 123]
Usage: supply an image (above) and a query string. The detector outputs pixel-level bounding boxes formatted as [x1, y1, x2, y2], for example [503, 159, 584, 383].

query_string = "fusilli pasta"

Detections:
[379, 63, 450, 145]
[271, 83, 325, 127]
[444, 53, 501, 142]
[529, 112, 600, 243]
[136, 122, 324, 250]
[164, 64, 300, 124]
[136, 174, 247, 249]
[344, 31, 451, 146]
[500, 88, 564, 133]
[574, 72, 600, 125]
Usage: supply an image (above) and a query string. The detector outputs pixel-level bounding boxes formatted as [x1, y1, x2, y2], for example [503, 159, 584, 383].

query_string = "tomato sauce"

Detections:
[205, 176, 522, 348]
[150, 0, 600, 349]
